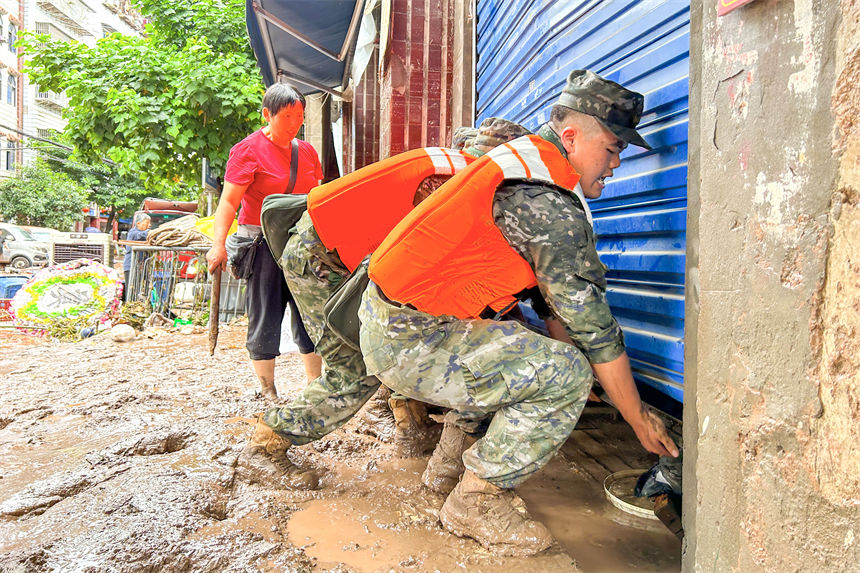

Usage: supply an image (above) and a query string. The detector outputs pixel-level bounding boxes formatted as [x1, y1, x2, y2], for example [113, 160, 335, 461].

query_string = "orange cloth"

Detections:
[307, 147, 473, 271]
[370, 135, 581, 319]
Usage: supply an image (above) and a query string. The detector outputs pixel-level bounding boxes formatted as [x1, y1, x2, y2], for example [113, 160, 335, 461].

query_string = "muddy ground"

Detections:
[0, 326, 680, 572]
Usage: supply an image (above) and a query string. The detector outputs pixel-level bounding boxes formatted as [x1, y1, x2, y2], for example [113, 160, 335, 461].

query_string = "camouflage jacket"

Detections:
[493, 179, 626, 364]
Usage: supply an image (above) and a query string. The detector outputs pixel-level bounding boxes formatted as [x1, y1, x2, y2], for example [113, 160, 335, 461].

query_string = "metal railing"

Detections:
[126, 246, 246, 323]
[35, 90, 69, 109]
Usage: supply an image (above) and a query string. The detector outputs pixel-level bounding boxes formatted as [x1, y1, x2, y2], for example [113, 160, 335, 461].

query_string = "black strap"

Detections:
[285, 139, 299, 194]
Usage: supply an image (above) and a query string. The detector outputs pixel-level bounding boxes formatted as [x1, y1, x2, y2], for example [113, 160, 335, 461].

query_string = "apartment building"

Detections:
[0, 0, 143, 178]
[0, 0, 22, 175]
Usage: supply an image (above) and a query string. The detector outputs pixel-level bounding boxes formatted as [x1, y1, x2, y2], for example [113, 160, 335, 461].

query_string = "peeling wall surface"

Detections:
[687, 0, 860, 571]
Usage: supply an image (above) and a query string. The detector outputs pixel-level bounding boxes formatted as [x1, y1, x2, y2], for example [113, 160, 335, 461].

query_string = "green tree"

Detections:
[0, 161, 88, 229]
[31, 134, 193, 230]
[18, 0, 264, 188]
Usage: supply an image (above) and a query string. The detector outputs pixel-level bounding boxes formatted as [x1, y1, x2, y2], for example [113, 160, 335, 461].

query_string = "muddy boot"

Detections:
[258, 377, 278, 402]
[439, 470, 554, 556]
[356, 386, 396, 442]
[236, 415, 320, 490]
[422, 414, 479, 494]
[389, 397, 442, 458]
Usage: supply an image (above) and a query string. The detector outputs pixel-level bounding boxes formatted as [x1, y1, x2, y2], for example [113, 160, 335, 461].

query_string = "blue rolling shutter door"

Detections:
[476, 0, 689, 403]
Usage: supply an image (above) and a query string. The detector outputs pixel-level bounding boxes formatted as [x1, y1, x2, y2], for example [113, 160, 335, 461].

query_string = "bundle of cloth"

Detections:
[146, 215, 212, 248]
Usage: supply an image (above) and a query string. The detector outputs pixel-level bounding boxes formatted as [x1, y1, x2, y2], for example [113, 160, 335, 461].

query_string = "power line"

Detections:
[0, 123, 117, 167]
[0, 124, 73, 151]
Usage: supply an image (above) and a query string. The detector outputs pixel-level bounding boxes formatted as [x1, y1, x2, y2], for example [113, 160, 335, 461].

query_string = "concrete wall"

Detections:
[303, 93, 325, 161]
[345, 46, 381, 171]
[686, 0, 860, 570]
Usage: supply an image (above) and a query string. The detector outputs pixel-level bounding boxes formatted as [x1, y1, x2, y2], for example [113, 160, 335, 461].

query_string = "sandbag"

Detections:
[260, 194, 309, 263]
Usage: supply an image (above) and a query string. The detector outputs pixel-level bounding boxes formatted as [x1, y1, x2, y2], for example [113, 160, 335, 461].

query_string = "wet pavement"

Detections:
[0, 327, 680, 572]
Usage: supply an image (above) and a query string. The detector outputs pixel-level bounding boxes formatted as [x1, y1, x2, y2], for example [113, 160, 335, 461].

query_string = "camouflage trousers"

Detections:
[263, 211, 380, 445]
[358, 282, 593, 488]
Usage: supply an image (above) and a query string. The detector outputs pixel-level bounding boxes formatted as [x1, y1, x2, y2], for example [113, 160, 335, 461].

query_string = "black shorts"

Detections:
[245, 240, 314, 360]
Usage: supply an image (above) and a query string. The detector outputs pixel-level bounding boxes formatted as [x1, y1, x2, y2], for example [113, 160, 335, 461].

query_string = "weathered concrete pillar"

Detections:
[686, 0, 859, 570]
[450, 0, 475, 130]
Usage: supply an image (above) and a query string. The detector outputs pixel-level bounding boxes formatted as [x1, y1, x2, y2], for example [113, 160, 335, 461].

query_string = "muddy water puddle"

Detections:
[287, 458, 438, 571]
[520, 456, 681, 572]
[288, 457, 579, 572]
[286, 452, 679, 573]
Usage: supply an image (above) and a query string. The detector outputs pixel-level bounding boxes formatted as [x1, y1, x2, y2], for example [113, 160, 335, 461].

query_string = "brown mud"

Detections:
[0, 327, 680, 572]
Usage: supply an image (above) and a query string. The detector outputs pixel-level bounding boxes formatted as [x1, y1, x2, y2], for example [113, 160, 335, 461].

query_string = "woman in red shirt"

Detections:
[207, 84, 323, 400]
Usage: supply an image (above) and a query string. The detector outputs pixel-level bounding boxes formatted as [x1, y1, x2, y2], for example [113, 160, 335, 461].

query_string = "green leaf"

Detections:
[18, 0, 263, 189]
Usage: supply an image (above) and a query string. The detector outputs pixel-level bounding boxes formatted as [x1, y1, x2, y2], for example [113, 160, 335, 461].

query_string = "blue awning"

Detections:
[245, 0, 365, 94]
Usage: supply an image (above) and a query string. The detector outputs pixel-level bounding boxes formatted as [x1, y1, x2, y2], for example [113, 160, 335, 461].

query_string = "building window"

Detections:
[7, 75, 15, 105]
[6, 141, 15, 170]
[8, 23, 15, 53]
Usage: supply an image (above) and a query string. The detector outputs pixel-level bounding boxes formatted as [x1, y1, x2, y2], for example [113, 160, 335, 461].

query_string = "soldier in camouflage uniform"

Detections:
[358, 70, 679, 555]
[450, 126, 477, 150]
[236, 119, 531, 486]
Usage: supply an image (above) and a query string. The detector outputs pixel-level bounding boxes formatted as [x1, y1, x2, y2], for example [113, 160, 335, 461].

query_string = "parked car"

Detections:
[0, 223, 50, 270]
[20, 225, 63, 244]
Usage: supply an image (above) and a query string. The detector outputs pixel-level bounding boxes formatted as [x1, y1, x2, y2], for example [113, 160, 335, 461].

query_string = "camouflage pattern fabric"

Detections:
[555, 69, 651, 150]
[263, 211, 380, 444]
[358, 282, 593, 488]
[463, 117, 531, 157]
[357, 178, 626, 488]
[492, 181, 625, 363]
[451, 126, 478, 150]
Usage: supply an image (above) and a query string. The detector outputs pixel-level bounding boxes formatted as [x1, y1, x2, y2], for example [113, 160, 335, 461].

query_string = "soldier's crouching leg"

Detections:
[236, 414, 320, 490]
[422, 410, 483, 493]
[389, 396, 442, 457]
[358, 282, 592, 554]
[267, 217, 380, 444]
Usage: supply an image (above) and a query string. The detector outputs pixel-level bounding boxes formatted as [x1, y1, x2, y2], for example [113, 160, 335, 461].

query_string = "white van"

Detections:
[0, 223, 50, 270]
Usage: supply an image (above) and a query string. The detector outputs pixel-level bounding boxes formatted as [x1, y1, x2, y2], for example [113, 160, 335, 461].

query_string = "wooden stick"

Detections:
[208, 270, 221, 355]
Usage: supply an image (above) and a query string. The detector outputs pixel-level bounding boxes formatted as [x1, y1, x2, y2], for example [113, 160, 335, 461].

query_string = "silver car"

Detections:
[0, 223, 50, 270]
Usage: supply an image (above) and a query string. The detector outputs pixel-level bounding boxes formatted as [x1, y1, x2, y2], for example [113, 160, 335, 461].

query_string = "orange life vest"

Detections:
[307, 147, 474, 271]
[369, 135, 588, 319]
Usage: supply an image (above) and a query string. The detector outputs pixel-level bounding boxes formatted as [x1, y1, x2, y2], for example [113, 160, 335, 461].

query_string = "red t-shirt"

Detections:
[224, 129, 323, 225]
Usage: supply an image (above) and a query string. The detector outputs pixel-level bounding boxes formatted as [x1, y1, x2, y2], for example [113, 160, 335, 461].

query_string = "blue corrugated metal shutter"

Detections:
[476, 0, 689, 403]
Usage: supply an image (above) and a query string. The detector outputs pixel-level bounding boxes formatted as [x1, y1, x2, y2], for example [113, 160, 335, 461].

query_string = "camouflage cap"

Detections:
[557, 69, 651, 150]
[450, 126, 478, 150]
[464, 117, 531, 157]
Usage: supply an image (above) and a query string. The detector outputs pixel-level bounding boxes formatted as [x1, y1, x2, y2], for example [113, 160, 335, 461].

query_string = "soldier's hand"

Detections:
[632, 406, 679, 458]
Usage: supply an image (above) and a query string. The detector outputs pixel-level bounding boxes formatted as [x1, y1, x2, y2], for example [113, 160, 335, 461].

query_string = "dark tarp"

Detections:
[245, 0, 365, 94]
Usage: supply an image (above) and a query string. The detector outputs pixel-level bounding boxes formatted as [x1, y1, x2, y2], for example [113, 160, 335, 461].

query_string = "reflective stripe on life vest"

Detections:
[490, 136, 593, 226]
